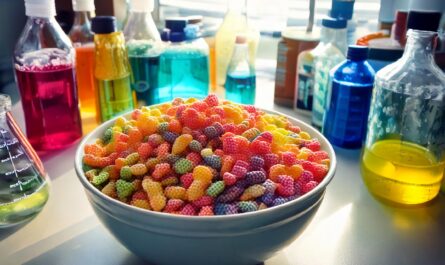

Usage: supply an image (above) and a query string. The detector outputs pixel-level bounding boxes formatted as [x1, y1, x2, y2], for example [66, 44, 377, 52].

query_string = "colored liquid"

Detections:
[361, 140, 445, 205]
[75, 44, 97, 133]
[96, 75, 134, 122]
[158, 50, 209, 103]
[15, 65, 83, 151]
[0, 116, 49, 227]
[225, 74, 256, 104]
[129, 56, 159, 107]
[323, 81, 373, 148]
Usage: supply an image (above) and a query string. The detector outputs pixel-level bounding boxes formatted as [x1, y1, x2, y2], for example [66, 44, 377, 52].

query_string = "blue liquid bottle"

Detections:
[123, 0, 162, 107]
[225, 35, 256, 104]
[323, 45, 375, 148]
[157, 18, 209, 102]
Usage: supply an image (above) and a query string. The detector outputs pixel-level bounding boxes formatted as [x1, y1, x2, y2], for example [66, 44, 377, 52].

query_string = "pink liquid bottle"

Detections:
[13, 0, 83, 151]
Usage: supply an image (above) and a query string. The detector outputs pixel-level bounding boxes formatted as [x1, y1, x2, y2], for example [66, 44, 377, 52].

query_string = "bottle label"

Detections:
[296, 64, 314, 110]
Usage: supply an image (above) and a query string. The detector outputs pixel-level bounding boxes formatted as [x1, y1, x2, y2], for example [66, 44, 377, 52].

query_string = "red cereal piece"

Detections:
[198, 206, 214, 216]
[303, 181, 318, 194]
[302, 161, 328, 182]
[137, 143, 152, 160]
[152, 163, 171, 180]
[281, 151, 297, 166]
[180, 173, 194, 189]
[250, 140, 271, 154]
[223, 172, 237, 186]
[204, 94, 219, 107]
[186, 152, 202, 167]
[179, 203, 197, 216]
[164, 199, 185, 212]
[305, 139, 321, 152]
[192, 195, 214, 207]
[308, 151, 329, 162]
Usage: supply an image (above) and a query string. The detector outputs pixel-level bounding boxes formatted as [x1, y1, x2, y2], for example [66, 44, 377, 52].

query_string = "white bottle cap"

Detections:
[25, 0, 56, 17]
[72, 0, 95, 12]
[130, 0, 155, 12]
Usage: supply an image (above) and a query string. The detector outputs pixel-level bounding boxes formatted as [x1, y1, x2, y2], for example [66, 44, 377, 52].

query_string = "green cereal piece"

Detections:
[206, 181, 225, 197]
[238, 201, 258, 213]
[120, 166, 133, 181]
[116, 179, 135, 200]
[188, 140, 203, 152]
[92, 172, 109, 186]
[125, 152, 140, 165]
[173, 158, 193, 174]
[102, 127, 113, 144]
[158, 122, 169, 133]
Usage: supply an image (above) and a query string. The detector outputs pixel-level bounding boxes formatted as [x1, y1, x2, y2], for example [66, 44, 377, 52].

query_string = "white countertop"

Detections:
[1, 59, 444, 265]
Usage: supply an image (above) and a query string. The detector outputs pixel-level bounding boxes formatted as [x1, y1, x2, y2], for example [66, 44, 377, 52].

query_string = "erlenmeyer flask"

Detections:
[0, 94, 50, 227]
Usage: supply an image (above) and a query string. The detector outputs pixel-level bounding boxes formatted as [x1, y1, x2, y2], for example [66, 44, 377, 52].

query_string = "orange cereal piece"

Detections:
[164, 186, 187, 200]
[136, 114, 158, 136]
[221, 155, 235, 175]
[83, 154, 113, 168]
[84, 144, 106, 157]
[115, 157, 127, 170]
[187, 179, 208, 201]
[287, 164, 304, 180]
[137, 143, 153, 159]
[192, 165, 213, 183]
[152, 163, 171, 180]
[269, 164, 287, 182]
[127, 127, 143, 146]
[172, 134, 193, 155]
[145, 158, 160, 171]
[115, 141, 128, 154]
[168, 119, 183, 134]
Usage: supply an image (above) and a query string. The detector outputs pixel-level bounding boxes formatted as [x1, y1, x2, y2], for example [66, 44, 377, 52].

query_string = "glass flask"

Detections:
[0, 94, 50, 227]
[361, 11, 445, 205]
[13, 0, 83, 151]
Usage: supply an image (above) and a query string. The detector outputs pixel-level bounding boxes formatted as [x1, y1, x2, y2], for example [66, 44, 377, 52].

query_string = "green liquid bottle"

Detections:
[92, 16, 134, 122]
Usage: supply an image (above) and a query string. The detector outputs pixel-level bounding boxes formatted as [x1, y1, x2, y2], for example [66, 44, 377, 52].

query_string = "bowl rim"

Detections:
[74, 105, 337, 221]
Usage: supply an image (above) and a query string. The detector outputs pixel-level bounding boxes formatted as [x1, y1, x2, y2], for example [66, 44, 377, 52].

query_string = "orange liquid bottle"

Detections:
[69, 0, 98, 133]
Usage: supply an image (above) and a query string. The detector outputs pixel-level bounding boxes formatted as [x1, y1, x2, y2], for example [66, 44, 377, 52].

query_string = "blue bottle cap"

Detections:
[165, 17, 188, 32]
[184, 24, 201, 40]
[161, 28, 170, 41]
[321, 17, 347, 29]
[91, 16, 117, 34]
[170, 32, 185, 42]
[347, 45, 368, 60]
[407, 10, 442, 32]
[330, 0, 355, 20]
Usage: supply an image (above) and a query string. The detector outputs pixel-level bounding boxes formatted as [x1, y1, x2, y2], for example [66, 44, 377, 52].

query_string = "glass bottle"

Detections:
[0, 94, 50, 227]
[361, 11, 445, 206]
[123, 0, 162, 107]
[215, 0, 259, 86]
[92, 16, 134, 122]
[323, 45, 375, 148]
[69, 0, 97, 132]
[157, 18, 209, 103]
[13, 0, 83, 151]
[311, 17, 347, 129]
[225, 35, 256, 104]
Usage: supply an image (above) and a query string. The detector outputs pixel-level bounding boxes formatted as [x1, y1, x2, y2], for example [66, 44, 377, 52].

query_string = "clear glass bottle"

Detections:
[225, 35, 256, 104]
[361, 11, 445, 206]
[0, 94, 50, 227]
[92, 16, 134, 122]
[311, 17, 347, 129]
[323, 45, 375, 148]
[123, 0, 163, 107]
[69, 0, 97, 132]
[215, 0, 259, 86]
[14, 0, 83, 151]
[157, 18, 209, 103]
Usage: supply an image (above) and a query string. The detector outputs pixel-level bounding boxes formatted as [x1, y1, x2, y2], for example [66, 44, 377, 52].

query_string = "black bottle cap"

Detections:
[407, 11, 442, 32]
[92, 16, 117, 34]
[347, 45, 368, 60]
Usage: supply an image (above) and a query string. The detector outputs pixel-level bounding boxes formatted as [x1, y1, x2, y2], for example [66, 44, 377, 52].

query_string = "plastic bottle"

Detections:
[330, 0, 356, 45]
[92, 16, 134, 122]
[225, 35, 256, 104]
[0, 94, 49, 227]
[215, 0, 259, 86]
[311, 17, 347, 129]
[361, 11, 445, 206]
[123, 0, 162, 107]
[13, 0, 83, 151]
[69, 0, 97, 132]
[157, 18, 209, 102]
[323, 45, 375, 148]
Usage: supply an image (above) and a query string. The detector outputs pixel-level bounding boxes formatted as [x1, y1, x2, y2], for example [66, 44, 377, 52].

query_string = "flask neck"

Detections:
[402, 29, 436, 63]
[73, 11, 92, 26]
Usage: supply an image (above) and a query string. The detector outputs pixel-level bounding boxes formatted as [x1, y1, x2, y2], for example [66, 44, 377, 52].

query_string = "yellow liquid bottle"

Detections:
[361, 140, 445, 205]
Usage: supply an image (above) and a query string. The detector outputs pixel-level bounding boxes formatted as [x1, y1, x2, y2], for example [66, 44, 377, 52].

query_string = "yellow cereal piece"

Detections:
[187, 180, 208, 201]
[192, 166, 213, 183]
[172, 134, 193, 155]
[299, 131, 311, 140]
[115, 116, 127, 128]
[164, 186, 187, 200]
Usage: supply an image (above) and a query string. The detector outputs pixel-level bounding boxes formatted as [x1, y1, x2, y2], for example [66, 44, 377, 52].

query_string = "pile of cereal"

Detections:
[82, 95, 330, 216]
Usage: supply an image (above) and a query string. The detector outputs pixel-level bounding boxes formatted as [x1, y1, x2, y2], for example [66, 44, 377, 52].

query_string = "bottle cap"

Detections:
[130, 0, 154, 12]
[92, 16, 117, 34]
[184, 24, 201, 40]
[170, 32, 185, 42]
[330, 0, 355, 20]
[165, 17, 188, 32]
[321, 17, 347, 29]
[72, 0, 95, 12]
[0, 94, 11, 113]
[161, 28, 171, 41]
[25, 0, 56, 17]
[407, 10, 442, 32]
[347, 45, 368, 60]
